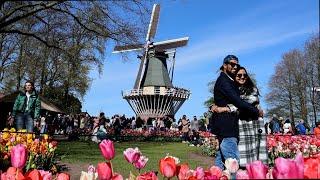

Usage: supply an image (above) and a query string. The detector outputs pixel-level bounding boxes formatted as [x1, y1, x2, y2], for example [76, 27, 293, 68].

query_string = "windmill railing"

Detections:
[122, 87, 191, 99]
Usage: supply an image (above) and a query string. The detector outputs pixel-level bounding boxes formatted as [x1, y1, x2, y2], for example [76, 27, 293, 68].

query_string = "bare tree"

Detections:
[266, 34, 320, 128]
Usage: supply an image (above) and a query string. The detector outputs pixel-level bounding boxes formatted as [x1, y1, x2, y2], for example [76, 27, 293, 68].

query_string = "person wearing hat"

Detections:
[209, 55, 261, 172]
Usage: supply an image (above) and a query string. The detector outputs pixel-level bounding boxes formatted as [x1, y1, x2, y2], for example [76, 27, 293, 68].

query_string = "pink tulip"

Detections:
[177, 164, 190, 180]
[123, 147, 141, 163]
[56, 172, 70, 180]
[97, 162, 112, 180]
[236, 170, 250, 179]
[88, 165, 96, 174]
[133, 155, 148, 169]
[272, 153, 304, 179]
[99, 140, 115, 161]
[209, 165, 222, 178]
[10, 144, 27, 169]
[39, 170, 52, 180]
[246, 160, 268, 179]
[1, 172, 15, 180]
[194, 167, 205, 180]
[112, 173, 123, 180]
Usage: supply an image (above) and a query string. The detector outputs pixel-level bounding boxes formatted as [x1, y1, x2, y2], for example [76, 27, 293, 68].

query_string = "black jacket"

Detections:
[211, 72, 259, 140]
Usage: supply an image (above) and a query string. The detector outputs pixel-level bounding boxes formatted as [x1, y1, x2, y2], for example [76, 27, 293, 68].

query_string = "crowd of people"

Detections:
[265, 114, 319, 135]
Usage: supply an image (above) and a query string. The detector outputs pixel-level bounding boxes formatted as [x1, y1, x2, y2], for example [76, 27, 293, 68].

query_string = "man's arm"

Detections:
[220, 81, 259, 118]
[34, 96, 41, 119]
[12, 94, 21, 117]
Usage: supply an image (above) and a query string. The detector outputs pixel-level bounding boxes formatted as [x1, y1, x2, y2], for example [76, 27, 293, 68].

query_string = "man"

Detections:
[210, 55, 261, 171]
[12, 81, 41, 132]
[269, 114, 281, 134]
[296, 119, 306, 135]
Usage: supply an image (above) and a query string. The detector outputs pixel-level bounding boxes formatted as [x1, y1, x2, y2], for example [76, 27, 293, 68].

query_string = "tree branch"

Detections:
[0, 2, 62, 30]
[0, 29, 62, 49]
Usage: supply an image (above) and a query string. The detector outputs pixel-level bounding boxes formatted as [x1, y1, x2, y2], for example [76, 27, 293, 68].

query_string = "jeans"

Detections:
[15, 112, 34, 132]
[215, 137, 240, 170]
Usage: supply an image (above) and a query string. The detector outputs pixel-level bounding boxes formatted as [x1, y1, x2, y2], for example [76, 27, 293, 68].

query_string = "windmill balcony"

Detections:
[122, 86, 191, 99]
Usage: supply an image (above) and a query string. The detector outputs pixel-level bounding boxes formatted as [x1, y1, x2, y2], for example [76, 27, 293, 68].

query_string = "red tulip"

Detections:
[246, 160, 267, 179]
[133, 155, 148, 169]
[25, 169, 41, 180]
[123, 147, 141, 163]
[99, 140, 115, 161]
[304, 156, 320, 179]
[204, 170, 218, 179]
[10, 144, 27, 169]
[137, 171, 158, 180]
[97, 162, 112, 180]
[159, 156, 177, 178]
[56, 172, 70, 180]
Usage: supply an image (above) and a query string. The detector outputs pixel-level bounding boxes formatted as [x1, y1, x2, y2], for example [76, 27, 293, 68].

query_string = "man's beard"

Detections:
[226, 70, 236, 79]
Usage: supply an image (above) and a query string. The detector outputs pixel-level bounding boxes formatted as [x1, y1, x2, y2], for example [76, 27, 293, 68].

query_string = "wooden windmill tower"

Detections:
[113, 4, 191, 119]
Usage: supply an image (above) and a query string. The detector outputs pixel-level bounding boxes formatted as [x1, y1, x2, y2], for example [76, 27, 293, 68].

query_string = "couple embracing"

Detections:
[209, 55, 267, 171]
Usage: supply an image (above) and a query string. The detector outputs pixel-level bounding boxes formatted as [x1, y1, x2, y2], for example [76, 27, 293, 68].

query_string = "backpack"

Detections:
[272, 121, 280, 133]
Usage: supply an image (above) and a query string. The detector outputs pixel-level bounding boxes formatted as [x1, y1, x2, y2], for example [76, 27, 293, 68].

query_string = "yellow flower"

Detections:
[27, 133, 33, 140]
[43, 134, 49, 140]
[2, 132, 10, 140]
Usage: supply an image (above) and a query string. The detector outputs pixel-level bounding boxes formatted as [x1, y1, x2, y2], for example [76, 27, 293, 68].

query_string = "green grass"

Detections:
[56, 141, 211, 176]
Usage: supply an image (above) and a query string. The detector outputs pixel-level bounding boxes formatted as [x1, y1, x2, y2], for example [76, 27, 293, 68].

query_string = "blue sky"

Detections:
[82, 0, 319, 119]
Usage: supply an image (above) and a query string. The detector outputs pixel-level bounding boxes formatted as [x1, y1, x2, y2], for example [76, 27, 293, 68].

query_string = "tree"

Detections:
[265, 34, 319, 127]
[0, 1, 151, 112]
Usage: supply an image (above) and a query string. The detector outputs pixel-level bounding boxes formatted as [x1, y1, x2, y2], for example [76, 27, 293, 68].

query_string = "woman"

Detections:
[213, 66, 267, 167]
[283, 119, 292, 134]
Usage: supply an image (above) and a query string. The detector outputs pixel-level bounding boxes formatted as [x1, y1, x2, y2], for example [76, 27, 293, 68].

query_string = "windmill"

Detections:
[113, 4, 191, 120]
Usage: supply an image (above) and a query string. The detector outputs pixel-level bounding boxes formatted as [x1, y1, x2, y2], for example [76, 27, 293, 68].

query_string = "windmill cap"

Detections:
[223, 55, 239, 64]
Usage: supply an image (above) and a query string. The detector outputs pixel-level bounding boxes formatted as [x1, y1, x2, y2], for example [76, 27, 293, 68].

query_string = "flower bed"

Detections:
[1, 137, 320, 179]
[267, 134, 320, 165]
[0, 128, 59, 173]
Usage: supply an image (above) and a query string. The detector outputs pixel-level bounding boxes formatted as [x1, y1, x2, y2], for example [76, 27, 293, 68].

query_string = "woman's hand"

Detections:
[211, 106, 230, 113]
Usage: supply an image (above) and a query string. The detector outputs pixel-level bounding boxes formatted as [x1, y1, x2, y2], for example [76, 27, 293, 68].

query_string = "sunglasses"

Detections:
[236, 73, 248, 78]
[227, 62, 239, 68]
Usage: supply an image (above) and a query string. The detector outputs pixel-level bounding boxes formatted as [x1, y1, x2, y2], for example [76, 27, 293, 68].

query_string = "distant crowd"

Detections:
[4, 111, 320, 140]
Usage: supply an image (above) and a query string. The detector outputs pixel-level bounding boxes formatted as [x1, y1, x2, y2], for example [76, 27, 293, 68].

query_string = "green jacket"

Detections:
[12, 91, 41, 119]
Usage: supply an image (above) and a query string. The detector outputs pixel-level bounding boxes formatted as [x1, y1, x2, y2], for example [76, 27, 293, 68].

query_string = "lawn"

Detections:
[56, 141, 213, 177]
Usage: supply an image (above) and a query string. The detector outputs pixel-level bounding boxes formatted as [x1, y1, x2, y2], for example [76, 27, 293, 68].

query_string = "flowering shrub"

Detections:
[267, 134, 320, 165]
[0, 128, 59, 172]
[200, 135, 219, 157]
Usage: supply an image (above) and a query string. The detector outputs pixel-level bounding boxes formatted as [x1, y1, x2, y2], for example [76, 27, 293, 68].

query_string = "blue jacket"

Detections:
[211, 72, 259, 140]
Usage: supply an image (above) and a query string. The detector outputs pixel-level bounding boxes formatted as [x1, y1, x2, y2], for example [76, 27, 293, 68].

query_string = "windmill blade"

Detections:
[112, 44, 144, 53]
[153, 37, 189, 51]
[146, 4, 160, 41]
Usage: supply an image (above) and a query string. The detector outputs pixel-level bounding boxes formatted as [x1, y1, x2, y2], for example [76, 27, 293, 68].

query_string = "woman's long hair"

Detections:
[235, 66, 259, 96]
